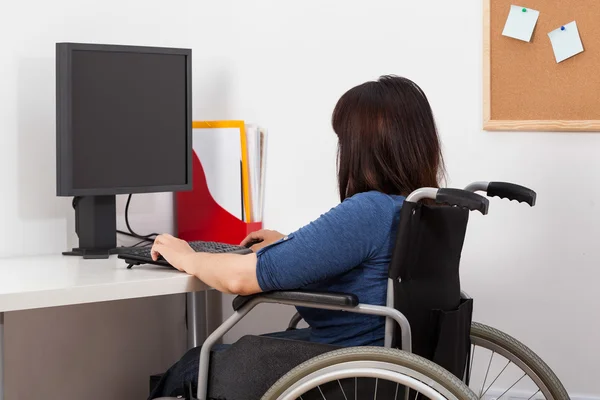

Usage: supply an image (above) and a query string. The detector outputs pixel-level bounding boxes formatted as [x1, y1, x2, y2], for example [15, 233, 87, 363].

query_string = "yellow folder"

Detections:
[192, 120, 253, 223]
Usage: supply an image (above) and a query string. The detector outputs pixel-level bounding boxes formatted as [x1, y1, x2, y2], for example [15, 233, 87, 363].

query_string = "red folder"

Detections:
[176, 142, 262, 245]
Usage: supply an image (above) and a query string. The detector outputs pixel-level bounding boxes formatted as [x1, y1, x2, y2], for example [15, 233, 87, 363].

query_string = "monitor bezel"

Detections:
[56, 42, 193, 196]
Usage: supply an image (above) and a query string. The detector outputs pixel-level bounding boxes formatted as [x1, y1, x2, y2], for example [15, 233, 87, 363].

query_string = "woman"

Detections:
[148, 75, 444, 398]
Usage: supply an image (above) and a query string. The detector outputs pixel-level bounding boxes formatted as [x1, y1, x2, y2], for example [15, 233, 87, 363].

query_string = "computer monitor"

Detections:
[56, 42, 192, 258]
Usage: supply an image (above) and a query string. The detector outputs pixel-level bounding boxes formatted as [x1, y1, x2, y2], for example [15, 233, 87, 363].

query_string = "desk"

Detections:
[0, 255, 212, 400]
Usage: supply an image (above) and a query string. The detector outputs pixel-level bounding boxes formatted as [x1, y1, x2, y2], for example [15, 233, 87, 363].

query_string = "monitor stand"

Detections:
[63, 195, 121, 259]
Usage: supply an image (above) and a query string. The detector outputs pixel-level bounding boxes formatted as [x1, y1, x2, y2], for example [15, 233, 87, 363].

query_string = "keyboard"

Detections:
[119, 240, 252, 268]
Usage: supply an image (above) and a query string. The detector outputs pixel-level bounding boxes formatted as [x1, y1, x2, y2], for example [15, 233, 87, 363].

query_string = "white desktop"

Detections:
[0, 255, 212, 400]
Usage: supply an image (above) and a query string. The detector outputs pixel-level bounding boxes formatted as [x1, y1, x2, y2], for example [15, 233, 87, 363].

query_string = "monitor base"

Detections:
[64, 195, 118, 259]
[62, 247, 126, 259]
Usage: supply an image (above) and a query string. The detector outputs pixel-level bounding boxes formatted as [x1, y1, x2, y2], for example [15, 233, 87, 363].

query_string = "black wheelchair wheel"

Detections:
[468, 322, 569, 400]
[262, 347, 478, 400]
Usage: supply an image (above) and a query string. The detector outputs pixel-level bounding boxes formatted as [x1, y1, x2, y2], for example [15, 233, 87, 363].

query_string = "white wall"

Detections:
[1, 0, 598, 398]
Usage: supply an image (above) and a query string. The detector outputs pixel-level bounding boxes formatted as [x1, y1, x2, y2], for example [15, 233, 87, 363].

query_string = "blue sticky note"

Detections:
[548, 21, 584, 63]
[502, 5, 540, 42]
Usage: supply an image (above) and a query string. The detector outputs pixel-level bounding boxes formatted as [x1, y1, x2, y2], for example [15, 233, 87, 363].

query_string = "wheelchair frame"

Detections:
[190, 181, 536, 400]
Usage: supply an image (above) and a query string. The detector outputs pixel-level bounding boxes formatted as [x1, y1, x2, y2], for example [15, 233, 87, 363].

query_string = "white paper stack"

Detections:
[244, 123, 268, 222]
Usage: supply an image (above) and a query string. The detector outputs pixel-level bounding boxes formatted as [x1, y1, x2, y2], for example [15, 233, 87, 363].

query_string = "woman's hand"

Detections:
[241, 229, 286, 252]
[151, 234, 197, 273]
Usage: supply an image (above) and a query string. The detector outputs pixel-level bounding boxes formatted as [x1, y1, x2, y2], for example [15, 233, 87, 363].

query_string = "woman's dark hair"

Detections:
[332, 75, 445, 201]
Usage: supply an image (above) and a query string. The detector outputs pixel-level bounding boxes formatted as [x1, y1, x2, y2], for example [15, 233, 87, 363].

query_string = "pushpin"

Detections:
[522, 8, 527, 12]
[561, 26, 565, 31]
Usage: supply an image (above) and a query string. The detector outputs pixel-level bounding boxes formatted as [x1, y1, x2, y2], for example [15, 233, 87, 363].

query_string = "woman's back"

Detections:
[148, 75, 446, 399]
[256, 191, 405, 346]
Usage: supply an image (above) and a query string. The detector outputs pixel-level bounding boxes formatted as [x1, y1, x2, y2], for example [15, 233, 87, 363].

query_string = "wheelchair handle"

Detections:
[436, 188, 489, 215]
[464, 181, 536, 206]
[406, 188, 489, 215]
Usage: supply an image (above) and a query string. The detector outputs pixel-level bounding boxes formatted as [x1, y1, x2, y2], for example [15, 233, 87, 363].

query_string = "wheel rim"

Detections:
[469, 335, 553, 400]
[276, 360, 460, 400]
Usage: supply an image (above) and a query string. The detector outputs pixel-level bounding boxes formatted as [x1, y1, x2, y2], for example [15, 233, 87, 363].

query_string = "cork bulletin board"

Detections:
[484, 0, 600, 131]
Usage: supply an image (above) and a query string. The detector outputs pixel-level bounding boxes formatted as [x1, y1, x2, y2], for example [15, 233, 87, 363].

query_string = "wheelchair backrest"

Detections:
[389, 200, 473, 378]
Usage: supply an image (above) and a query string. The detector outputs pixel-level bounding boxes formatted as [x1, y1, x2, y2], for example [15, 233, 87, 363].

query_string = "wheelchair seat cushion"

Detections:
[208, 335, 339, 400]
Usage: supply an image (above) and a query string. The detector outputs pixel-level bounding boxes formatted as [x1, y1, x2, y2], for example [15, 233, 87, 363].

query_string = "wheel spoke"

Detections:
[338, 380, 348, 400]
[469, 344, 476, 382]
[355, 377, 357, 400]
[374, 378, 379, 400]
[479, 351, 496, 398]
[481, 360, 511, 398]
[318, 385, 326, 400]
[496, 374, 527, 400]
[394, 383, 400, 400]
[527, 389, 541, 400]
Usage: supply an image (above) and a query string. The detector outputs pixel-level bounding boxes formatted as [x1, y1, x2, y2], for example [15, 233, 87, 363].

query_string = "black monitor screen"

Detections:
[68, 49, 188, 192]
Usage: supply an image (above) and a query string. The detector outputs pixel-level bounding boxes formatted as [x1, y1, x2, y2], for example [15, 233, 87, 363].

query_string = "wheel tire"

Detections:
[262, 346, 478, 400]
[470, 322, 570, 400]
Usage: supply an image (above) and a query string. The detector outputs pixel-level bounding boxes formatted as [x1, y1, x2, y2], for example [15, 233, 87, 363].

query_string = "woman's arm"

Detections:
[150, 234, 261, 295]
[186, 252, 260, 295]
[256, 192, 398, 291]
[151, 192, 398, 295]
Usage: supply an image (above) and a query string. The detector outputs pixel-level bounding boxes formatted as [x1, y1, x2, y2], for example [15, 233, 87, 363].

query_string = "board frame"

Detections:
[483, 0, 600, 132]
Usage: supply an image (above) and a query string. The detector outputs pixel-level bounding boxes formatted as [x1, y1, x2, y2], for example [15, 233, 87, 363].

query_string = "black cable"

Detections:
[116, 230, 154, 243]
[130, 238, 150, 248]
[72, 195, 159, 245]
[124, 194, 160, 240]
[117, 230, 155, 243]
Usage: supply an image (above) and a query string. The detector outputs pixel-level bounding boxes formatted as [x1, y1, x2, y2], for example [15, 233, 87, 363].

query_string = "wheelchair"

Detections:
[156, 182, 569, 400]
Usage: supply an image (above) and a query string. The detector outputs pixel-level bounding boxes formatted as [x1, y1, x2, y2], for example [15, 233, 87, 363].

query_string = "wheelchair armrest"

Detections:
[232, 290, 359, 311]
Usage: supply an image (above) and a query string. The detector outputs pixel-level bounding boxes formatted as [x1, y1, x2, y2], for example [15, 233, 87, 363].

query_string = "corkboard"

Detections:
[484, 0, 600, 131]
